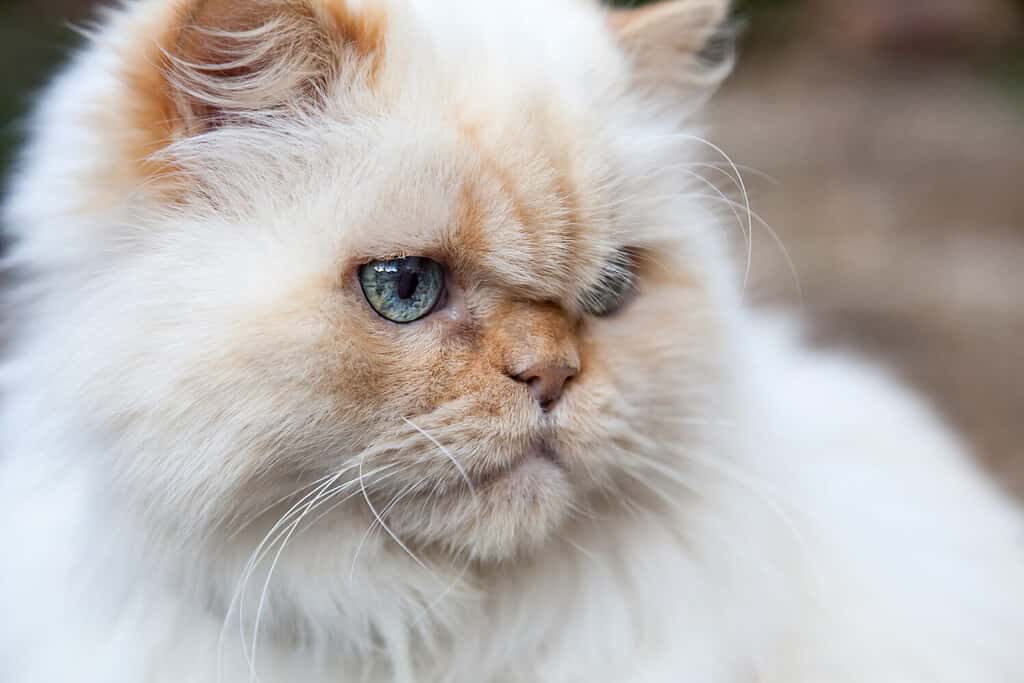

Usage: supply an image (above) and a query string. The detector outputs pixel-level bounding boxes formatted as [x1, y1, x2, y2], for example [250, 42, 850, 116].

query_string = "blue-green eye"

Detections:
[358, 257, 446, 323]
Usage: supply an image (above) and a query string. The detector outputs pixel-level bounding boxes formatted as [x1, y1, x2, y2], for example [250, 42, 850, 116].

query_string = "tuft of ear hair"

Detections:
[610, 0, 734, 113]
[123, 0, 386, 161]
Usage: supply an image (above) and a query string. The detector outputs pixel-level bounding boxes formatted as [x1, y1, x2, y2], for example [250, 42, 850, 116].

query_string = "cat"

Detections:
[1, 0, 1022, 681]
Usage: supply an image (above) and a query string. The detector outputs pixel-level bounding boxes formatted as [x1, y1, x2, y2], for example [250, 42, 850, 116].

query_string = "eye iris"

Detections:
[359, 257, 445, 323]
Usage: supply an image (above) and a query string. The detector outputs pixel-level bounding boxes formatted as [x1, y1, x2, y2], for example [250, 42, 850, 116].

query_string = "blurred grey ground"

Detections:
[1, 0, 1022, 495]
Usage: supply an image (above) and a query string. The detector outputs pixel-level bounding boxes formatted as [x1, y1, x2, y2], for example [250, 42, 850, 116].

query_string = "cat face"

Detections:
[11, 0, 733, 562]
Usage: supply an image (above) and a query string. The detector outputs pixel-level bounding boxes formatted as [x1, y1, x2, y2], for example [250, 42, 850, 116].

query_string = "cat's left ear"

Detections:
[117, 0, 386, 180]
[609, 0, 734, 110]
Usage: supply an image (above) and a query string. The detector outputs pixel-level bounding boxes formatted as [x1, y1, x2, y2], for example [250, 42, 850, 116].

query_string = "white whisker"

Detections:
[228, 470, 340, 540]
[217, 466, 351, 682]
[296, 466, 406, 538]
[688, 192, 804, 305]
[358, 453, 433, 575]
[349, 472, 424, 585]
[669, 134, 755, 286]
[402, 416, 475, 496]
[247, 472, 339, 683]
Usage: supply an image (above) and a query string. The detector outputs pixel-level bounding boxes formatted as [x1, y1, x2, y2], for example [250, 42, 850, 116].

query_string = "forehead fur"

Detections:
[5, 0, 727, 277]
[112, 0, 653, 302]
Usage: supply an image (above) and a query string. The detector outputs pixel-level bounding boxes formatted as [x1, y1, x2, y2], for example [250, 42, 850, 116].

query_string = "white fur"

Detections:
[2, 1, 1023, 682]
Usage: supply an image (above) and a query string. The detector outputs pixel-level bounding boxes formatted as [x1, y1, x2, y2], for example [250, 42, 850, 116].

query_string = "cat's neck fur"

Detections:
[30, 385, 783, 683]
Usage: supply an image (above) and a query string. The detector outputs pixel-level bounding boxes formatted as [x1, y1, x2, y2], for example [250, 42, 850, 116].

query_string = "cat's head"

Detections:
[5, 0, 735, 563]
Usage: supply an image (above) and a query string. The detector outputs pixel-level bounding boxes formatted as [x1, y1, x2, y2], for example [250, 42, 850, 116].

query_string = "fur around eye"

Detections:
[359, 257, 446, 323]
[581, 252, 637, 317]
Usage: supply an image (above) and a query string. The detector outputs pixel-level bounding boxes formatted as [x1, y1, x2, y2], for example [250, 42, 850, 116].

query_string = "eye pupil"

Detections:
[396, 270, 420, 300]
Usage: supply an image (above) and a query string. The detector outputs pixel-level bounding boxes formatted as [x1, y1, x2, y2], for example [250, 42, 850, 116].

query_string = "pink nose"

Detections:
[514, 363, 578, 411]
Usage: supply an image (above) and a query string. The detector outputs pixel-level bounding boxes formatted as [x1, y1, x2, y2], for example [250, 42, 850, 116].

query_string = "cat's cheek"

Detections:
[324, 269, 478, 399]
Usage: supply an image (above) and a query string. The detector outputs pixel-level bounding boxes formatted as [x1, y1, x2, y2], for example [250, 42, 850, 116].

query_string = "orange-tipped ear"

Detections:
[123, 0, 385, 167]
[610, 0, 733, 108]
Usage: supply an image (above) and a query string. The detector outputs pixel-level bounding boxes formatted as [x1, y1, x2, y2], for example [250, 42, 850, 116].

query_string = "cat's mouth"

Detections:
[472, 440, 562, 490]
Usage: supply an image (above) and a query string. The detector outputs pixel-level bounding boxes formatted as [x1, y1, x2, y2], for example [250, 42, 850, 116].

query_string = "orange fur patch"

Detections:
[321, 0, 388, 65]
[451, 178, 490, 274]
[458, 111, 587, 270]
[117, 0, 387, 185]
[459, 119, 542, 238]
[482, 301, 580, 379]
[118, 1, 191, 185]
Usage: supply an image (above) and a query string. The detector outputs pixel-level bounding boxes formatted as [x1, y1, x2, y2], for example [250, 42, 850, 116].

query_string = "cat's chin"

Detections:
[472, 442, 562, 490]
[388, 444, 576, 564]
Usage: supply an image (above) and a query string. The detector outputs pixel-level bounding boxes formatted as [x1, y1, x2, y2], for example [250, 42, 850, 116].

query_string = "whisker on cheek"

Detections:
[350, 473, 429, 585]
[248, 465, 348, 681]
[219, 466, 344, 679]
[401, 416, 477, 498]
[216, 456, 394, 680]
[295, 466, 408, 538]
[358, 452, 433, 576]
[228, 465, 358, 540]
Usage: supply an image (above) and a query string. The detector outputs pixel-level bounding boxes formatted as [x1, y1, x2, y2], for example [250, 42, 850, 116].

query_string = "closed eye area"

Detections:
[579, 248, 639, 317]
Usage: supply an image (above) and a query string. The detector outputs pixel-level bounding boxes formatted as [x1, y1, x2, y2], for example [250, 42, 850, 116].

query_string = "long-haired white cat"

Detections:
[1, 0, 1022, 681]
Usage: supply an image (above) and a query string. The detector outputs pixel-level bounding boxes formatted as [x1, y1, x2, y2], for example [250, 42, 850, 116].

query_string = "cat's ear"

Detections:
[609, 0, 734, 111]
[125, 0, 385, 150]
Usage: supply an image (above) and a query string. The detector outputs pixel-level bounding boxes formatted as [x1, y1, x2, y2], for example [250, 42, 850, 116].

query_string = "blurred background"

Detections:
[1, 0, 1022, 496]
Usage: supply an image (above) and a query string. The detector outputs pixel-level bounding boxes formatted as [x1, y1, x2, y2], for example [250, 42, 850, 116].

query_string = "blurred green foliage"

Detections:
[0, 4, 83, 180]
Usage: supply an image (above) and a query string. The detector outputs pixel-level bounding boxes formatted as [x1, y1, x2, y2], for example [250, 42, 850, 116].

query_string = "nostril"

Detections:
[513, 363, 578, 411]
